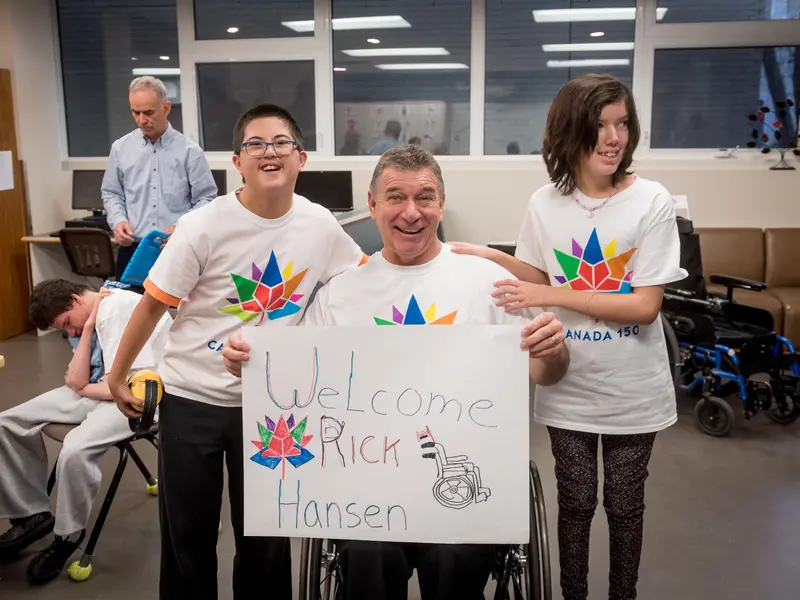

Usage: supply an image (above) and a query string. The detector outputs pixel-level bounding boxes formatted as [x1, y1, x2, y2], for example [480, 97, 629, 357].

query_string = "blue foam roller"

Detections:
[120, 229, 169, 286]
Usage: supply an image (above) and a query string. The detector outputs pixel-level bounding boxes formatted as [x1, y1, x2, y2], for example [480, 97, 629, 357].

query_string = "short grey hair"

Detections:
[129, 76, 168, 103]
[369, 144, 445, 196]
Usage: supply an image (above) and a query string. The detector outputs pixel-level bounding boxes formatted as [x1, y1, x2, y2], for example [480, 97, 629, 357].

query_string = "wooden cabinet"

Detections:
[0, 68, 33, 339]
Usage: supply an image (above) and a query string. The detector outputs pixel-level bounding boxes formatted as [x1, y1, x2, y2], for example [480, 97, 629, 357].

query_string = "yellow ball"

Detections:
[128, 370, 164, 412]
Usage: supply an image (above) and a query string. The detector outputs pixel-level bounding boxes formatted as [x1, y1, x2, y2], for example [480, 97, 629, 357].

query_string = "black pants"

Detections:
[547, 427, 657, 600]
[114, 242, 144, 294]
[337, 540, 494, 600]
[158, 393, 292, 600]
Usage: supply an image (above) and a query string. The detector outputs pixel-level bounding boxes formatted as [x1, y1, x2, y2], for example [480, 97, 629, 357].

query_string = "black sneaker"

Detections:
[0, 513, 55, 555]
[26, 530, 85, 585]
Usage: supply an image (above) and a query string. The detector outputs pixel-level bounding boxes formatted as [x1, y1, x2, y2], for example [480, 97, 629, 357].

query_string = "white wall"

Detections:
[4, 0, 800, 290]
[204, 153, 800, 247]
[293, 154, 800, 242]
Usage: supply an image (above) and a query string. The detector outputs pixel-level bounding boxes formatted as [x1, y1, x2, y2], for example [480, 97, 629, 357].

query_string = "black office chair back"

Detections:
[670, 217, 708, 298]
[59, 228, 116, 279]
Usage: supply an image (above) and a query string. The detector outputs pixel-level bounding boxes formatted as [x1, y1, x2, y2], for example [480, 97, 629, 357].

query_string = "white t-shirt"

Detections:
[144, 191, 364, 406]
[516, 177, 687, 435]
[304, 244, 540, 330]
[95, 289, 172, 376]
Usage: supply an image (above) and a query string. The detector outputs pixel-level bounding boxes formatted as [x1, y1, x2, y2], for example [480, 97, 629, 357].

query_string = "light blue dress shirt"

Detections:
[102, 123, 218, 240]
[67, 331, 104, 384]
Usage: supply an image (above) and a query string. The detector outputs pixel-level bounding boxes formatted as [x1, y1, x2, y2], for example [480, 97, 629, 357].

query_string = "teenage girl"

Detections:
[452, 74, 687, 600]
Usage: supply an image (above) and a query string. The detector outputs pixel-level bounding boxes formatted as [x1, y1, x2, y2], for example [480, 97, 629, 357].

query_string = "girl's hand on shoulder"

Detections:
[448, 242, 497, 261]
[493, 280, 553, 311]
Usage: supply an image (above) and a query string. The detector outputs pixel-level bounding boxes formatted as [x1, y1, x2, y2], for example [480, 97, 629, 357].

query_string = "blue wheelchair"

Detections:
[661, 219, 800, 436]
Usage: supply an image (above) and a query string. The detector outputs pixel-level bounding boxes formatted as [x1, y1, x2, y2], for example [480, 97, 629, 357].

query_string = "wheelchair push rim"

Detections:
[299, 538, 341, 600]
[766, 378, 800, 424]
[494, 461, 552, 600]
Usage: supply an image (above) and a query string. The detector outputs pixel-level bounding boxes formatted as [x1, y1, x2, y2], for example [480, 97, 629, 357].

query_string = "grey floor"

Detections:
[0, 331, 798, 600]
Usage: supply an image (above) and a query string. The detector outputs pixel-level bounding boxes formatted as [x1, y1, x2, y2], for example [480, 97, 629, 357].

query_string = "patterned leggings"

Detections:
[547, 427, 657, 600]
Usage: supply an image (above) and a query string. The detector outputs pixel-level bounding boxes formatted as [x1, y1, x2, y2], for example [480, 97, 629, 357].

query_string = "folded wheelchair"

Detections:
[661, 218, 800, 436]
[297, 460, 552, 600]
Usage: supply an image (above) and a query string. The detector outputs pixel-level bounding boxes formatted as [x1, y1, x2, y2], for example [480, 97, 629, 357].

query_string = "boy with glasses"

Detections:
[107, 104, 365, 600]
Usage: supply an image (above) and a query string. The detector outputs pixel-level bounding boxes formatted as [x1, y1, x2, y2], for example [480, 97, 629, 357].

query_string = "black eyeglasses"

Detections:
[240, 140, 298, 157]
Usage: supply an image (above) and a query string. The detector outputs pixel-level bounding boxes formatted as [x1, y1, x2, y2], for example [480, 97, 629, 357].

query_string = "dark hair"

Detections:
[542, 74, 640, 195]
[29, 279, 90, 331]
[370, 144, 445, 196]
[232, 104, 305, 153]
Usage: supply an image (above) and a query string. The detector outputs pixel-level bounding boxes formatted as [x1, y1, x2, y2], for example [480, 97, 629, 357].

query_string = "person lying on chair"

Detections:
[221, 145, 570, 600]
[0, 279, 171, 585]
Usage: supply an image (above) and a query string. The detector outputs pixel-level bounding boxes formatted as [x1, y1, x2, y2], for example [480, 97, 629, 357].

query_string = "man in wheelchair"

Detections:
[0, 279, 170, 584]
[222, 145, 569, 599]
[661, 218, 800, 435]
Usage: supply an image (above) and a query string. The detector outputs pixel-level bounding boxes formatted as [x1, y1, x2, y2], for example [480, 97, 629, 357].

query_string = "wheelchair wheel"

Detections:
[767, 393, 800, 424]
[661, 314, 681, 389]
[299, 538, 341, 600]
[694, 396, 735, 436]
[494, 461, 551, 600]
[433, 475, 475, 509]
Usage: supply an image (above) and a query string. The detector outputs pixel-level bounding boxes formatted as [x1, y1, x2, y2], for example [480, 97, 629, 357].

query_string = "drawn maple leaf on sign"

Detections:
[250, 414, 314, 479]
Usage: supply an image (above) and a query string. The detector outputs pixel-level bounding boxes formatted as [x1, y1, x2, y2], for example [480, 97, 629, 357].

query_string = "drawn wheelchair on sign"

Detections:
[298, 426, 553, 599]
[417, 426, 491, 510]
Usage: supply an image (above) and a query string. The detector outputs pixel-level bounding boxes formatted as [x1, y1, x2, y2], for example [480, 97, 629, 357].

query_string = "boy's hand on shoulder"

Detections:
[84, 288, 113, 332]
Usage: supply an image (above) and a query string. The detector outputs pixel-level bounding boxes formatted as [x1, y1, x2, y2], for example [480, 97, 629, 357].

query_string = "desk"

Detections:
[22, 235, 62, 244]
[23, 235, 118, 245]
[22, 234, 118, 305]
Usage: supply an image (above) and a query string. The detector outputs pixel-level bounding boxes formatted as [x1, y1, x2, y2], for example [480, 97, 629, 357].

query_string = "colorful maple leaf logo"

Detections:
[250, 414, 314, 479]
[219, 251, 308, 324]
[374, 294, 457, 326]
[552, 229, 636, 294]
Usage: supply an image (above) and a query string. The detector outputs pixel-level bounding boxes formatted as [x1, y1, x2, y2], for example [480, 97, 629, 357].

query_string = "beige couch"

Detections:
[696, 228, 800, 344]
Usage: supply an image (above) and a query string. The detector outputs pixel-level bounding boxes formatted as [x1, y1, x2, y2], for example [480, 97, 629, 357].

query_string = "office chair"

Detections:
[58, 228, 115, 282]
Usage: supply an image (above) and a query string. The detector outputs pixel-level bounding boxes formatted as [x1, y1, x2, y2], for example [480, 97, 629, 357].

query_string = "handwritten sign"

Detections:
[241, 326, 530, 544]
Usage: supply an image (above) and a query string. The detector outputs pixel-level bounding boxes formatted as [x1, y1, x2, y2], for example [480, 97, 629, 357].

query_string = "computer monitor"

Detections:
[295, 171, 354, 213]
[211, 169, 227, 196]
[72, 170, 106, 216]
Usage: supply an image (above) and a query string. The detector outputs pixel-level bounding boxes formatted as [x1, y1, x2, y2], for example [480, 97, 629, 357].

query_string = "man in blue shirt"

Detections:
[102, 76, 218, 285]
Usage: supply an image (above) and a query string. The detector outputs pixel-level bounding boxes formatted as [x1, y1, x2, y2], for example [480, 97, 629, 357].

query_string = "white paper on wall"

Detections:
[0, 151, 13, 191]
